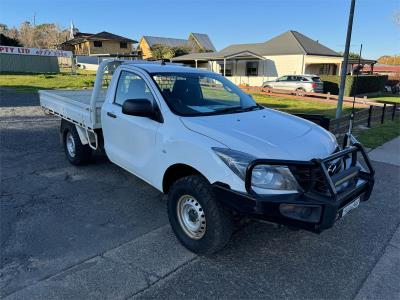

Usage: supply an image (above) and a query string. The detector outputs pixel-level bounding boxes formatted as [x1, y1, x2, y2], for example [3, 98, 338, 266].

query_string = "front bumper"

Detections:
[212, 141, 375, 233]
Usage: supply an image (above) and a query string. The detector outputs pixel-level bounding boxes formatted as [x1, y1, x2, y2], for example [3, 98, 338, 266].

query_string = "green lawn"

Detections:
[252, 93, 356, 119]
[354, 118, 400, 148]
[0, 71, 96, 92]
[369, 94, 400, 104]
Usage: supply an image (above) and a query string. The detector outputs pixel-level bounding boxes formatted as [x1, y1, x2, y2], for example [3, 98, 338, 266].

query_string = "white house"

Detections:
[172, 30, 344, 86]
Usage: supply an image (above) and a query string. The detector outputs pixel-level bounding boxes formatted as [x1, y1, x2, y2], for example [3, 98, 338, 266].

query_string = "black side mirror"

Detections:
[122, 99, 154, 118]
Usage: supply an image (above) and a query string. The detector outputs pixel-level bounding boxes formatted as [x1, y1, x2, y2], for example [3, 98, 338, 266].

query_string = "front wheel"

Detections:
[167, 175, 233, 255]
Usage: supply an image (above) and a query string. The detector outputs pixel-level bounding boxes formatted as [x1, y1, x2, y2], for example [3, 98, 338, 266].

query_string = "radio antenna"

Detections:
[346, 43, 362, 146]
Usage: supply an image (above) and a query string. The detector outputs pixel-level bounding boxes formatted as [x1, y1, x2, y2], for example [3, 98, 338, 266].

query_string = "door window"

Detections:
[277, 76, 288, 81]
[114, 71, 154, 106]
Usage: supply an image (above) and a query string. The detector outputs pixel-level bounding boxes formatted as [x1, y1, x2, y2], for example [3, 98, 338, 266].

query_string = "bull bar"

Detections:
[212, 136, 375, 233]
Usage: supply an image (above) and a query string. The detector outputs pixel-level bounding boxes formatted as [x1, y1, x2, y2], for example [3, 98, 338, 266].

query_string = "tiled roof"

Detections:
[142, 33, 216, 51]
[190, 33, 216, 51]
[174, 30, 342, 61]
[61, 31, 137, 45]
[142, 36, 189, 48]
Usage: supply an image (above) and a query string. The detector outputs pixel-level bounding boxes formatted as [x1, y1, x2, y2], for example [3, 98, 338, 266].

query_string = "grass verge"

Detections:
[369, 94, 400, 104]
[354, 118, 400, 148]
[0, 71, 96, 92]
[252, 93, 357, 119]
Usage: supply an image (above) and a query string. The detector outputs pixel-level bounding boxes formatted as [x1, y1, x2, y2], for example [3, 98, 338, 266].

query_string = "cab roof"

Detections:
[126, 63, 211, 75]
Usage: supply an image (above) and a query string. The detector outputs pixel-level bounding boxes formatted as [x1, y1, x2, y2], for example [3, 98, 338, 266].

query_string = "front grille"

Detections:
[289, 153, 344, 196]
[290, 165, 330, 195]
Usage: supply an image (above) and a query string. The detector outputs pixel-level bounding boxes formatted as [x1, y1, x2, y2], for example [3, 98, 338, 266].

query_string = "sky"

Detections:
[0, 0, 399, 59]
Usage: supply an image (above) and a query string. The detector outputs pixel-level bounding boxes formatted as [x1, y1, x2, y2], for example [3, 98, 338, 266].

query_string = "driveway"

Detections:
[1, 91, 399, 299]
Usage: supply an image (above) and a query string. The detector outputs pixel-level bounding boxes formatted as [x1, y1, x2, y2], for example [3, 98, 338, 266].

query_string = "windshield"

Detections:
[151, 72, 259, 116]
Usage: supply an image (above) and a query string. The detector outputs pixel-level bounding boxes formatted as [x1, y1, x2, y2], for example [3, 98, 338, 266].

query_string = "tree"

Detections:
[377, 55, 400, 65]
[0, 33, 22, 46]
[150, 44, 172, 60]
[150, 44, 191, 60]
[171, 45, 191, 57]
[1, 21, 69, 49]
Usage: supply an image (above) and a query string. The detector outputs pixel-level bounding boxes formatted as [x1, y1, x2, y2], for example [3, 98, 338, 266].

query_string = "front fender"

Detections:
[152, 128, 245, 193]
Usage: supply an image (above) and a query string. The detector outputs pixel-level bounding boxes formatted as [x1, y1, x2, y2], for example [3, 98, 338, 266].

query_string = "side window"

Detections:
[278, 76, 288, 81]
[114, 71, 154, 106]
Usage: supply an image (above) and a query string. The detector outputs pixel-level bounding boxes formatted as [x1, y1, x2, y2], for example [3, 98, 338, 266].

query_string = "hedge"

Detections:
[320, 75, 388, 96]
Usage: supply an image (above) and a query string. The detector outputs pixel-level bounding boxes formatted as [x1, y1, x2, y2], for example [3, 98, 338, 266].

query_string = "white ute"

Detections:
[40, 60, 374, 254]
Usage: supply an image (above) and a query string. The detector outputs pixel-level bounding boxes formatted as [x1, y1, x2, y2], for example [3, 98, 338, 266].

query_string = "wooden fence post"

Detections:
[381, 103, 386, 124]
[327, 92, 330, 100]
[392, 103, 397, 121]
[367, 105, 373, 128]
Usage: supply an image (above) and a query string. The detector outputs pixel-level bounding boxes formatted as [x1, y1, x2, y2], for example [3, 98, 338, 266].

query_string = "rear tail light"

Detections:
[312, 82, 318, 89]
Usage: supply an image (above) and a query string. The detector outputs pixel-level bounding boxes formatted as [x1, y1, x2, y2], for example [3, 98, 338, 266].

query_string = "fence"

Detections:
[329, 103, 399, 134]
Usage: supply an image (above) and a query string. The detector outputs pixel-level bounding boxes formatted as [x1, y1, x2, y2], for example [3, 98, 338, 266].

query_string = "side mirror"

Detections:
[122, 99, 154, 118]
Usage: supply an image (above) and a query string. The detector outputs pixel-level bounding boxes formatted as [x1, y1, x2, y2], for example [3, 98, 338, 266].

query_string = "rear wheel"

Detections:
[62, 123, 92, 165]
[167, 175, 233, 255]
[295, 87, 306, 96]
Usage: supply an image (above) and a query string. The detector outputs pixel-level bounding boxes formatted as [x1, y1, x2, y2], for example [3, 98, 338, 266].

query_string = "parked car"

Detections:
[40, 61, 374, 255]
[263, 74, 324, 95]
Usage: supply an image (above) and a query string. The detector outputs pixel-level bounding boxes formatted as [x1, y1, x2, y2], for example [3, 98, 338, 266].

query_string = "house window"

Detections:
[218, 62, 232, 76]
[93, 41, 102, 47]
[120, 42, 128, 49]
[246, 61, 258, 76]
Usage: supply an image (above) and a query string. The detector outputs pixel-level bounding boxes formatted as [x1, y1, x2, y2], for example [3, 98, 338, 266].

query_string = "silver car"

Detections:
[262, 75, 324, 95]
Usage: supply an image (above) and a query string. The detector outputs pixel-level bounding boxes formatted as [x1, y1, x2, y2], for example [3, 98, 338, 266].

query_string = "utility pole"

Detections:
[336, 0, 356, 118]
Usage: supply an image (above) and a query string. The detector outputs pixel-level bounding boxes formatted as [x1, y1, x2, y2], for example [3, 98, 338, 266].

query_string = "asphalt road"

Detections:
[1, 92, 399, 299]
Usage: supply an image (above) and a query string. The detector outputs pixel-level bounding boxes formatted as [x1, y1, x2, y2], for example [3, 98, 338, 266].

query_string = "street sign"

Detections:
[0, 45, 72, 57]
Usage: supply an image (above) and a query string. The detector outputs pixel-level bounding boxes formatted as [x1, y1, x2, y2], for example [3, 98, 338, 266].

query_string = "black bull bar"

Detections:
[213, 141, 375, 233]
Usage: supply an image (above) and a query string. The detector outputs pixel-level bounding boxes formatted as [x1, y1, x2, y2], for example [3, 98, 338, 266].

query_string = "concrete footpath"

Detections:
[355, 137, 400, 300]
[368, 137, 400, 167]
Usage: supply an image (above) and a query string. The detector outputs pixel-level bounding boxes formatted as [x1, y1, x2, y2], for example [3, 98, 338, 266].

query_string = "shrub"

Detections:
[83, 79, 95, 87]
[321, 75, 388, 96]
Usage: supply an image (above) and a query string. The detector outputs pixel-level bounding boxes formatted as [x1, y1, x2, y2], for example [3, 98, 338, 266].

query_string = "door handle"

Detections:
[107, 112, 117, 118]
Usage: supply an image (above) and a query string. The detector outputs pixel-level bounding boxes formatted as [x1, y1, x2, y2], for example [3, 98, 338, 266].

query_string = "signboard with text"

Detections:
[0, 45, 72, 57]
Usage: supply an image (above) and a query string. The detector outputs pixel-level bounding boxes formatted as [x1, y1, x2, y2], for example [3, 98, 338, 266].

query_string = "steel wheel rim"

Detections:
[176, 195, 206, 240]
[66, 132, 76, 158]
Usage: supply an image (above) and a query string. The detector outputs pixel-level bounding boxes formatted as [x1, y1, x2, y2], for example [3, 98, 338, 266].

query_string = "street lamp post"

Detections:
[336, 0, 356, 119]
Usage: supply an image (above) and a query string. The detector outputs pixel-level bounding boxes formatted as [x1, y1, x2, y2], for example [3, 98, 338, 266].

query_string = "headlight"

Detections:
[212, 148, 300, 191]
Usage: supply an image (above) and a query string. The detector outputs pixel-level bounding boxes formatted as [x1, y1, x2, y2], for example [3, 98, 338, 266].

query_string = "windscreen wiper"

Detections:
[241, 104, 263, 112]
[213, 106, 244, 114]
[212, 105, 262, 115]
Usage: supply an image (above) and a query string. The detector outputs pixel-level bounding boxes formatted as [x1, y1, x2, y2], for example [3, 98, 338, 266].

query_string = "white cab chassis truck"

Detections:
[40, 60, 375, 254]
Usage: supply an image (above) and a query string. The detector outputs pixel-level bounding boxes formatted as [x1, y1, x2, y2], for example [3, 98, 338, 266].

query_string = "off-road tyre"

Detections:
[167, 175, 233, 255]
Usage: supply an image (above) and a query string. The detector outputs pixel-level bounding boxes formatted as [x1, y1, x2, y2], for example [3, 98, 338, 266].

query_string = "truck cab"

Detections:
[40, 60, 374, 254]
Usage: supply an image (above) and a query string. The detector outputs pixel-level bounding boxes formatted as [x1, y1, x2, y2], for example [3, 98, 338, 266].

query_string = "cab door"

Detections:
[101, 69, 162, 181]
[274, 76, 289, 90]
